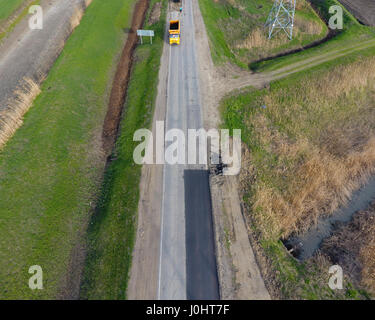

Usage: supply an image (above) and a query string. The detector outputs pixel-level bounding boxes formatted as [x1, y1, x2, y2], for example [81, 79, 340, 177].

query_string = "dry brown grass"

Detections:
[236, 28, 285, 50]
[294, 15, 322, 35]
[361, 242, 375, 294]
[258, 137, 375, 236]
[0, 77, 42, 149]
[321, 204, 375, 295]
[238, 58, 375, 240]
[225, 0, 246, 11]
[236, 19, 322, 50]
[295, 1, 306, 11]
[226, 0, 237, 6]
[148, 1, 161, 25]
[71, 0, 93, 30]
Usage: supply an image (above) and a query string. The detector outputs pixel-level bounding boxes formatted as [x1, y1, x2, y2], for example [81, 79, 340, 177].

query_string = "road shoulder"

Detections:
[127, 1, 169, 299]
[192, 0, 270, 299]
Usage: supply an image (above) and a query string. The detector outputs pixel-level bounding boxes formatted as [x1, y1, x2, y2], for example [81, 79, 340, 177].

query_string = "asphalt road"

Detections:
[0, 0, 89, 112]
[185, 170, 219, 300]
[158, 0, 219, 299]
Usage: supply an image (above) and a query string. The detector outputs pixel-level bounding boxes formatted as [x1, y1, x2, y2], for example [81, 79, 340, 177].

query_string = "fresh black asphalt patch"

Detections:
[184, 169, 220, 299]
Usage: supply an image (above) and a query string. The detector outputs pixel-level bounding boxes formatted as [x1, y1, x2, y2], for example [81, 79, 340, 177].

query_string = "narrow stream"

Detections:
[285, 176, 375, 260]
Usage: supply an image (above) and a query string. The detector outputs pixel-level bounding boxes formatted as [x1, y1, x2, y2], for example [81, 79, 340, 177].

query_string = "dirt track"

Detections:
[0, 0, 92, 106]
[0, 0, 35, 34]
[339, 0, 375, 26]
[0, 0, 92, 148]
[102, 0, 149, 155]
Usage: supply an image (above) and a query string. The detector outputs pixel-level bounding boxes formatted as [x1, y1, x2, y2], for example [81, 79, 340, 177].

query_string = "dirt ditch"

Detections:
[102, 0, 150, 155]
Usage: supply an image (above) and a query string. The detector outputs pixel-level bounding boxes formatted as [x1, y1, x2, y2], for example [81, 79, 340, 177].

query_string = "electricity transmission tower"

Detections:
[265, 0, 296, 40]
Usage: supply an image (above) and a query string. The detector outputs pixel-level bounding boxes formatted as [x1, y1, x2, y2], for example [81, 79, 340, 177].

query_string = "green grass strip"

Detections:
[80, 0, 167, 299]
[0, 0, 137, 299]
[0, 0, 25, 21]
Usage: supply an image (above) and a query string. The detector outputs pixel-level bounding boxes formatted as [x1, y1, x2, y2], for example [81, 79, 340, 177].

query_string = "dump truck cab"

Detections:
[169, 20, 180, 45]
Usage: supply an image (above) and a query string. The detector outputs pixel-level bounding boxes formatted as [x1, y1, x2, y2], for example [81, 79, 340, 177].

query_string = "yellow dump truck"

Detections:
[169, 20, 180, 45]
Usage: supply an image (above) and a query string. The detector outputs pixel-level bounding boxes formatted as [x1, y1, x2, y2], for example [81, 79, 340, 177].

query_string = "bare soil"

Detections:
[339, 0, 375, 26]
[148, 1, 162, 25]
[210, 172, 271, 299]
[102, 0, 149, 155]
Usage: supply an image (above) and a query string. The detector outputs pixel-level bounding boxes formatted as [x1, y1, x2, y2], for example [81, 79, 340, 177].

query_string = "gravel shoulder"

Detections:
[127, 1, 169, 299]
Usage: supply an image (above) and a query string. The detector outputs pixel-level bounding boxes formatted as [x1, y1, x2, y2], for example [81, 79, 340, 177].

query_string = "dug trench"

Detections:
[102, 0, 149, 156]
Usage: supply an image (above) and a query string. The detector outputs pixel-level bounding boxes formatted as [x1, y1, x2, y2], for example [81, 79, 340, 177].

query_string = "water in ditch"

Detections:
[285, 176, 375, 260]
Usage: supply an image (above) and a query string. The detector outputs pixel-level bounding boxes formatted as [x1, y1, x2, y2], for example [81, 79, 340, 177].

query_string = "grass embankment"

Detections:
[0, 0, 40, 41]
[221, 50, 375, 299]
[0, 0, 137, 299]
[80, 0, 166, 299]
[0, 0, 25, 21]
[198, 0, 327, 67]
[251, 0, 375, 71]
